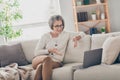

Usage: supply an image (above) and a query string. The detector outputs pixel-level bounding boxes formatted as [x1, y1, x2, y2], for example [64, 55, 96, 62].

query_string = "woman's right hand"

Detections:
[48, 48, 62, 56]
[73, 35, 81, 48]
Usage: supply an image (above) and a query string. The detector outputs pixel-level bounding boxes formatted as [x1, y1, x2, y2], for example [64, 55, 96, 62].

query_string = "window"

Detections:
[14, 0, 61, 26]
[11, 0, 61, 41]
[11, 25, 51, 41]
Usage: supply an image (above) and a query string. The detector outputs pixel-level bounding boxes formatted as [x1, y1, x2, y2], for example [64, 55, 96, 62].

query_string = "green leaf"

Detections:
[13, 12, 23, 20]
[0, 0, 22, 39]
[0, 11, 6, 21]
[0, 0, 3, 3]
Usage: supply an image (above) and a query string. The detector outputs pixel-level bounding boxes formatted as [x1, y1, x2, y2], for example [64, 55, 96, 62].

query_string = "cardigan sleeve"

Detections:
[34, 34, 49, 57]
[78, 31, 86, 38]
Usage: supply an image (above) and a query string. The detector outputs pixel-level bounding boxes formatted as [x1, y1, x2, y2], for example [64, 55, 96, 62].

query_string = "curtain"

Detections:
[13, 0, 61, 26]
[49, 0, 61, 17]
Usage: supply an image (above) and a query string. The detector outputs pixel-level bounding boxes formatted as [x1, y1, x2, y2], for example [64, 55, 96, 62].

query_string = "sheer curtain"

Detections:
[11, 0, 61, 41]
[48, 0, 61, 19]
[14, 0, 61, 26]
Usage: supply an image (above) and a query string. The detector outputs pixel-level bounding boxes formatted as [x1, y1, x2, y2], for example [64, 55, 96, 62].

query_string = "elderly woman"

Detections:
[32, 15, 85, 80]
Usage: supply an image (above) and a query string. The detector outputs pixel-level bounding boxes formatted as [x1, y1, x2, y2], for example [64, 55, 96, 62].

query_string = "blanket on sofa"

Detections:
[0, 63, 33, 80]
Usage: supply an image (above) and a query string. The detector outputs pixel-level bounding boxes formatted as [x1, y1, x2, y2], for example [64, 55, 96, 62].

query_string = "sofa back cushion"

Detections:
[63, 35, 91, 63]
[20, 39, 39, 63]
[91, 34, 109, 50]
[102, 36, 120, 65]
[91, 32, 120, 50]
[0, 43, 28, 67]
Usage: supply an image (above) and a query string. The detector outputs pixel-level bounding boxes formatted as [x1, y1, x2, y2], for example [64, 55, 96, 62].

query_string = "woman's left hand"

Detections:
[73, 35, 81, 47]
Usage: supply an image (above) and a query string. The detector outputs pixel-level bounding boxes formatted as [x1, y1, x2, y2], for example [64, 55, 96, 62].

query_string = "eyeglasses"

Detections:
[54, 24, 63, 28]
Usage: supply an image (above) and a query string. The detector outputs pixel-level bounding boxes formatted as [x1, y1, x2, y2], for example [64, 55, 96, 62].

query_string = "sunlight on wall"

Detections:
[13, 0, 61, 26]
[11, 26, 51, 41]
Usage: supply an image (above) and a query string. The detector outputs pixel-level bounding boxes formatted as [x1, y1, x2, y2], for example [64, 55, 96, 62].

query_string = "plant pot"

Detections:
[101, 13, 105, 19]
[76, 1, 82, 6]
[91, 14, 96, 20]
[96, 0, 101, 4]
[101, 32, 105, 34]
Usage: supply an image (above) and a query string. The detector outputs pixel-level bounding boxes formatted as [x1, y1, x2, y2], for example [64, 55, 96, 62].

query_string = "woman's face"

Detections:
[53, 20, 63, 34]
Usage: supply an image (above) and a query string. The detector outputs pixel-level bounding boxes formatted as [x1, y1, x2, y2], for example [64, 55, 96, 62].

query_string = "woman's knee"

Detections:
[43, 56, 52, 63]
[32, 58, 37, 69]
[44, 56, 52, 62]
[32, 56, 42, 69]
[32, 56, 51, 69]
[32, 63, 36, 69]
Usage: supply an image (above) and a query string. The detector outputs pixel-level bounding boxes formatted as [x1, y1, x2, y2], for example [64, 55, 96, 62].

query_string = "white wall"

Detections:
[108, 0, 120, 32]
[59, 0, 120, 32]
[59, 0, 75, 32]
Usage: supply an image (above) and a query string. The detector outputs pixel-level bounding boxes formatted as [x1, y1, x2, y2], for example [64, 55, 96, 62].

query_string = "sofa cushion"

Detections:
[0, 43, 28, 67]
[91, 34, 109, 50]
[91, 32, 120, 50]
[74, 64, 120, 80]
[52, 63, 82, 80]
[24, 63, 82, 80]
[63, 35, 91, 63]
[102, 36, 120, 65]
[21, 39, 39, 63]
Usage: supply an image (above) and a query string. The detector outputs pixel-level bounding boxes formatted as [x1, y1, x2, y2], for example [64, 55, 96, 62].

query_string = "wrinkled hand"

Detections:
[73, 35, 81, 41]
[73, 35, 81, 48]
[48, 48, 62, 56]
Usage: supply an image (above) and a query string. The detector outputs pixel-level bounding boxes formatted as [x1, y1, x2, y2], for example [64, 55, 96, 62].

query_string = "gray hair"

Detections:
[48, 15, 65, 30]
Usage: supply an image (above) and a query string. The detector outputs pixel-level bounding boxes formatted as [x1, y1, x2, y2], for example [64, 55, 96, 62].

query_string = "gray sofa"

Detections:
[1, 31, 120, 80]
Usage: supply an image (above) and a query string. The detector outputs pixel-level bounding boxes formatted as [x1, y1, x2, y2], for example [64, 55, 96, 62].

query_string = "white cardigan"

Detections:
[34, 31, 86, 62]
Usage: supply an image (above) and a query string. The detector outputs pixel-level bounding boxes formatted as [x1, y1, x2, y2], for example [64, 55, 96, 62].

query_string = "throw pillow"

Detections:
[0, 43, 28, 67]
[102, 36, 120, 65]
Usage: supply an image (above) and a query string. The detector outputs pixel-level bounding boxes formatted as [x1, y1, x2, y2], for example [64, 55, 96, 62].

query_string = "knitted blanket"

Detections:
[0, 63, 33, 80]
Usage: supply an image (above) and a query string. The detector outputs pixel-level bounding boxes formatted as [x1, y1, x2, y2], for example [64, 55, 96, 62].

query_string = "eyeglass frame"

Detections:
[53, 24, 63, 28]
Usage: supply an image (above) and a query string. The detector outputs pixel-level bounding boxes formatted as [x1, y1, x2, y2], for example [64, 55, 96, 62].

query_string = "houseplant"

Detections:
[0, 0, 22, 42]
[91, 11, 96, 20]
[101, 27, 106, 34]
